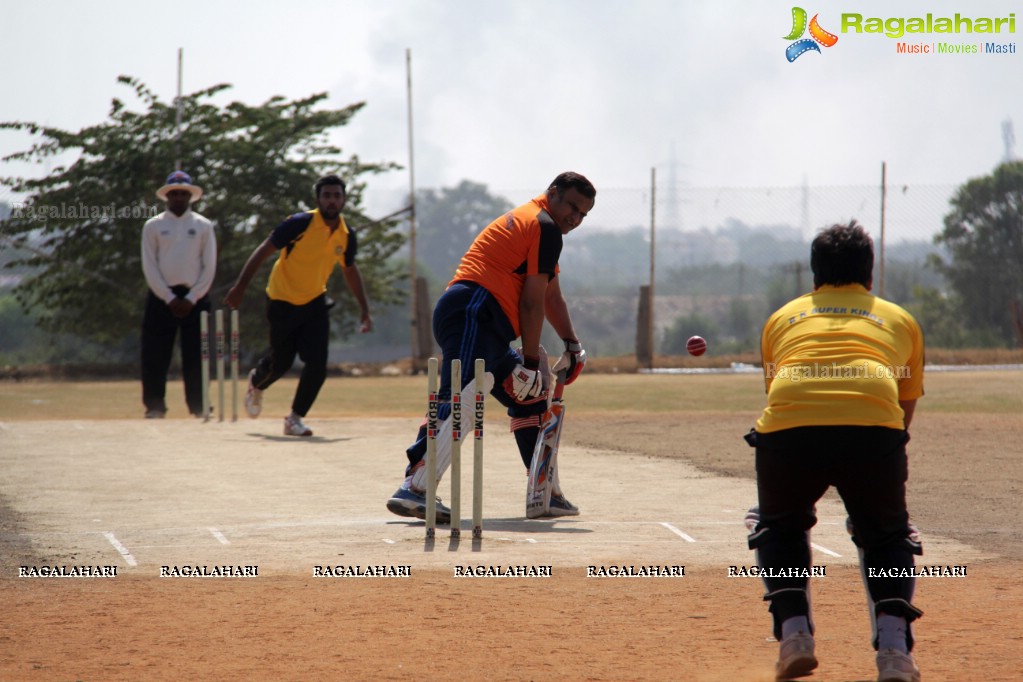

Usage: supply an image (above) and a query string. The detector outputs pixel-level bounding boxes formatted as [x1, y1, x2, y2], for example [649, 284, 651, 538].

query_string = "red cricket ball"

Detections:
[686, 335, 707, 357]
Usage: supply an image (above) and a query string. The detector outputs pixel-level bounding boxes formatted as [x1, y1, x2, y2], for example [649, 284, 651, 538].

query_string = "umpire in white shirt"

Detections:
[140, 171, 217, 418]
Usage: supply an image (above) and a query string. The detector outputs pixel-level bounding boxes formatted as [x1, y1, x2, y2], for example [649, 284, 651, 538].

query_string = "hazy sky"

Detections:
[1, 0, 1019, 220]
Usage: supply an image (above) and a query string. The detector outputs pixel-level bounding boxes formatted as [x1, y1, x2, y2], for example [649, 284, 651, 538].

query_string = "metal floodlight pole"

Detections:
[649, 166, 656, 369]
[175, 48, 183, 170]
[879, 161, 887, 297]
[406, 48, 420, 372]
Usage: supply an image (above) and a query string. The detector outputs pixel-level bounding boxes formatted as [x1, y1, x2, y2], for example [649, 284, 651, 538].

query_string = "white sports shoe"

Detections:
[876, 649, 921, 682]
[244, 369, 262, 418]
[283, 414, 313, 437]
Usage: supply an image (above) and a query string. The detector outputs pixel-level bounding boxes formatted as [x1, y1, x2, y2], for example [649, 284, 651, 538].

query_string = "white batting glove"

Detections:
[504, 356, 547, 403]
[552, 338, 586, 385]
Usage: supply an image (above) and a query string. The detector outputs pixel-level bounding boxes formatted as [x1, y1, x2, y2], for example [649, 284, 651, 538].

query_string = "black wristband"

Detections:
[523, 354, 540, 370]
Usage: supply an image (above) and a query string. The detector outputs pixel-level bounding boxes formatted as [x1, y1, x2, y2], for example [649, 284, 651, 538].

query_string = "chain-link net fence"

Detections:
[357, 182, 962, 360]
[3, 180, 1016, 369]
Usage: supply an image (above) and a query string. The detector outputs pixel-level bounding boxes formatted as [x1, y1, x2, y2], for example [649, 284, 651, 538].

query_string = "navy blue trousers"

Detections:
[404, 282, 548, 473]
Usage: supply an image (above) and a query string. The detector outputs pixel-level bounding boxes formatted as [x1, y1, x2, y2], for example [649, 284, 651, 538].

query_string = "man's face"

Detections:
[547, 187, 594, 234]
[317, 185, 346, 220]
[165, 190, 192, 216]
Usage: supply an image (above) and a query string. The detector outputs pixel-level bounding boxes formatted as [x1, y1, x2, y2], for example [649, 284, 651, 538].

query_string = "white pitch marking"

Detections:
[382, 539, 396, 544]
[103, 531, 138, 566]
[209, 528, 230, 545]
[811, 542, 842, 558]
[660, 522, 696, 543]
[525, 538, 537, 543]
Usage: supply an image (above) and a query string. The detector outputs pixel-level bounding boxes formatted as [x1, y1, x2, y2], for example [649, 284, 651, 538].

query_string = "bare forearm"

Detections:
[343, 265, 373, 332]
[237, 242, 275, 290]
[519, 299, 545, 357]
[518, 275, 549, 358]
[343, 267, 370, 313]
[224, 240, 276, 308]
[899, 399, 917, 429]
[545, 290, 577, 342]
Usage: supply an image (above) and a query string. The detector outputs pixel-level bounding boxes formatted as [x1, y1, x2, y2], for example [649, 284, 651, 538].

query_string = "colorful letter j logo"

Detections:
[784, 7, 838, 62]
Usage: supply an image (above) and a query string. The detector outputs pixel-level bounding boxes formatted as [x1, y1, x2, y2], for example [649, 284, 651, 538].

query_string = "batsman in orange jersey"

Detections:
[386, 172, 595, 522]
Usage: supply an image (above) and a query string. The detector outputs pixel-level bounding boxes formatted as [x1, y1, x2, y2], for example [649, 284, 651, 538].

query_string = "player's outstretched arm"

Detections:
[899, 399, 917, 429]
[342, 264, 373, 333]
[543, 276, 578, 344]
[518, 274, 549, 360]
[223, 239, 277, 309]
[545, 277, 585, 384]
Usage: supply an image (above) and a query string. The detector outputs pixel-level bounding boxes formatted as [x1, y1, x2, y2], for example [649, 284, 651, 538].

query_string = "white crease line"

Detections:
[660, 522, 696, 543]
[209, 528, 230, 545]
[383, 539, 396, 544]
[102, 531, 138, 566]
[811, 542, 842, 558]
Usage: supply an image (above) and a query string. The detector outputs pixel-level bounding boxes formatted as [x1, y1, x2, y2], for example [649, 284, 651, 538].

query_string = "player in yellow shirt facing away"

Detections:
[223, 175, 372, 437]
[747, 221, 925, 682]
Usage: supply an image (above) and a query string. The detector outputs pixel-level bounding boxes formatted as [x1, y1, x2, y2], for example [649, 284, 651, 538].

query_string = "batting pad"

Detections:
[411, 374, 492, 491]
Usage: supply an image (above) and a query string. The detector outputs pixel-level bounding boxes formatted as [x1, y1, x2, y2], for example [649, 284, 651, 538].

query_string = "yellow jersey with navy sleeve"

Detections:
[265, 209, 357, 305]
[756, 284, 925, 433]
[450, 194, 562, 337]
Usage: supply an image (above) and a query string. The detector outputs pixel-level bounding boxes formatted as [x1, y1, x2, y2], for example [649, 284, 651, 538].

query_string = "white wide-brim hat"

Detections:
[156, 170, 203, 203]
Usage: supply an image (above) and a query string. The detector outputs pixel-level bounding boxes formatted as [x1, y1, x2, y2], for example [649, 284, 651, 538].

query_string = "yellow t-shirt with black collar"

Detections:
[265, 209, 357, 305]
[756, 283, 925, 433]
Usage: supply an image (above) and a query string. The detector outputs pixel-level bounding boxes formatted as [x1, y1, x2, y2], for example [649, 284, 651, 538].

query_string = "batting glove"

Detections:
[552, 338, 586, 385]
[504, 354, 548, 404]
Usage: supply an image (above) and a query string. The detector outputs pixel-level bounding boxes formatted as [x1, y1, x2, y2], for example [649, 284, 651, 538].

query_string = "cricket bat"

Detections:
[526, 370, 567, 518]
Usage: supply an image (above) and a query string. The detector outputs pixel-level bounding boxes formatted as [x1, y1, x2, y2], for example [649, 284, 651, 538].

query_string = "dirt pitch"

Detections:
[1, 372, 1021, 681]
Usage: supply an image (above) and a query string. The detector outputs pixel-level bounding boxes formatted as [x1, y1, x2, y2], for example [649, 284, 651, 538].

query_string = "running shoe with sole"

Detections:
[876, 649, 920, 682]
[547, 493, 580, 516]
[386, 487, 451, 524]
[776, 631, 817, 681]
[283, 414, 313, 437]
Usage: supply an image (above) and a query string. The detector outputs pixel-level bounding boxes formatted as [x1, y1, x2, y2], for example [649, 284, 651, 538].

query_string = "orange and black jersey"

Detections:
[450, 194, 561, 337]
[266, 209, 357, 305]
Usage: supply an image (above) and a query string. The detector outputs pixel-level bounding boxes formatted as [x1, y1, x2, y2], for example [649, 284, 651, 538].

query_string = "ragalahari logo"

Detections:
[784, 7, 839, 61]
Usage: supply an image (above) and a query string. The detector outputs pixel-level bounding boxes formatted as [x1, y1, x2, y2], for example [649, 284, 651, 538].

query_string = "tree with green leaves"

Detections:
[932, 161, 1023, 347]
[0, 76, 406, 362]
[414, 180, 513, 283]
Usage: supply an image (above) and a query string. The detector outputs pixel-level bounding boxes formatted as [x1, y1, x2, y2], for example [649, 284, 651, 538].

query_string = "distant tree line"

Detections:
[1, 76, 406, 364]
[2, 74, 1020, 364]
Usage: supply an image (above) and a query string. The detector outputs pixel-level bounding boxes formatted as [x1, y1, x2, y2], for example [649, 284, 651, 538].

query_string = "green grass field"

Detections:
[0, 370, 1018, 421]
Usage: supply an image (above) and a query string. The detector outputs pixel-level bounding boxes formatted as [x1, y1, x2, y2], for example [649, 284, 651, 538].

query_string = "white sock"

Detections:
[877, 614, 909, 653]
[781, 616, 810, 640]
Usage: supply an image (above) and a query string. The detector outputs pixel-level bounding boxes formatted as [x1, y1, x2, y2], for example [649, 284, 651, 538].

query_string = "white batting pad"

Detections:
[411, 374, 491, 491]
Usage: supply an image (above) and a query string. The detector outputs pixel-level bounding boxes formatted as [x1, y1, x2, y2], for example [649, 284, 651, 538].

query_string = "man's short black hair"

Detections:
[314, 174, 347, 198]
[549, 172, 596, 200]
[810, 220, 874, 288]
